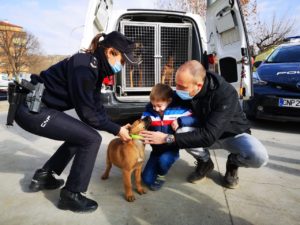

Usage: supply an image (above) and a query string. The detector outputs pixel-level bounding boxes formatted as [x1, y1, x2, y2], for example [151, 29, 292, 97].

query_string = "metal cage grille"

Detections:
[122, 24, 156, 89]
[160, 26, 192, 86]
[121, 21, 192, 92]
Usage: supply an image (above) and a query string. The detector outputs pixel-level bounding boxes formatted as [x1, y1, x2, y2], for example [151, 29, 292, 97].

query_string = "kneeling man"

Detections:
[141, 60, 268, 189]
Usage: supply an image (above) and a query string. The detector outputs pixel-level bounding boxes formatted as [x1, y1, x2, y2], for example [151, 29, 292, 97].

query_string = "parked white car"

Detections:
[0, 74, 9, 91]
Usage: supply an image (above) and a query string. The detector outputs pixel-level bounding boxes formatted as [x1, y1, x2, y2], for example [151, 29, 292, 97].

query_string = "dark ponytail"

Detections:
[83, 33, 106, 54]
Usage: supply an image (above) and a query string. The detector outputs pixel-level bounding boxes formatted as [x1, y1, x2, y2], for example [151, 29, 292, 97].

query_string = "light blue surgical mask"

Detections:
[176, 89, 193, 100]
[110, 58, 122, 74]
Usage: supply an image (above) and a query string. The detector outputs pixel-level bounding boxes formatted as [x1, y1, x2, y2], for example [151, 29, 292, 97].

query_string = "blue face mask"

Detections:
[176, 90, 193, 100]
[110, 58, 122, 74]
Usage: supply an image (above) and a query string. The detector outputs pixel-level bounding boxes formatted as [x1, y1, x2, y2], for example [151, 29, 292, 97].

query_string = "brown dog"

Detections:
[161, 55, 174, 86]
[129, 42, 144, 88]
[101, 116, 151, 202]
[130, 64, 143, 88]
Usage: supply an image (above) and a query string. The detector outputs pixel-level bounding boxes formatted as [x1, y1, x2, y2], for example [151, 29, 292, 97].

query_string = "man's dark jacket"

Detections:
[175, 71, 251, 148]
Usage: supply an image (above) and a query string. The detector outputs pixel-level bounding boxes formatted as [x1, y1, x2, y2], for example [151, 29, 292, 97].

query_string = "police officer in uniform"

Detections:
[15, 31, 141, 213]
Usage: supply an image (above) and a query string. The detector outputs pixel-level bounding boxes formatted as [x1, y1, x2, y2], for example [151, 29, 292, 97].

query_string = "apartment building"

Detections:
[0, 20, 29, 79]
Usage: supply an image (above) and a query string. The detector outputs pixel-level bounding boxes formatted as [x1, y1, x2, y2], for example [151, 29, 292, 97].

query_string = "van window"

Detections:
[219, 57, 238, 83]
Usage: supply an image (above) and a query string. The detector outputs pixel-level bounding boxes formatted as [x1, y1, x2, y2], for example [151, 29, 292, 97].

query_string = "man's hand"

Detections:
[118, 124, 132, 142]
[171, 120, 179, 131]
[140, 130, 168, 144]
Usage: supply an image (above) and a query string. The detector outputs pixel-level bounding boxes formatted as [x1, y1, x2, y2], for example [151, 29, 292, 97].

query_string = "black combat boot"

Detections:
[224, 154, 239, 189]
[29, 168, 64, 192]
[57, 188, 98, 213]
[187, 157, 214, 183]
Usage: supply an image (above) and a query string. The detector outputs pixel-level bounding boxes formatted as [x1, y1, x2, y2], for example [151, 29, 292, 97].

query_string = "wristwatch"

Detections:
[165, 134, 175, 144]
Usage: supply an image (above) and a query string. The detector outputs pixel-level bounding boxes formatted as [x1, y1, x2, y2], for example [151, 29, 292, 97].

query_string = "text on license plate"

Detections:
[278, 98, 300, 108]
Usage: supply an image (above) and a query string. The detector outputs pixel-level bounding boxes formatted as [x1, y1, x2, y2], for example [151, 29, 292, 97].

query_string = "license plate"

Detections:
[278, 98, 300, 108]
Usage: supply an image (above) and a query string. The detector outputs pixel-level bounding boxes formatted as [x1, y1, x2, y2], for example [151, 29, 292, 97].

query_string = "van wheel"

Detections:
[245, 113, 256, 121]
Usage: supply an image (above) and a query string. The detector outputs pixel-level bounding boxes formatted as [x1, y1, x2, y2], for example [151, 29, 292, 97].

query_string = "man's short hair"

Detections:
[177, 60, 206, 83]
[150, 83, 173, 102]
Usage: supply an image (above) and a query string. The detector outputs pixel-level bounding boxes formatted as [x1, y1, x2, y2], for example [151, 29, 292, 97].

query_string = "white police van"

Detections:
[81, 0, 252, 122]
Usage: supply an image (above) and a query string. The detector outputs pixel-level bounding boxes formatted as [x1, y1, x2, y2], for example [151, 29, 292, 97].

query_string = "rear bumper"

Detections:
[100, 92, 147, 123]
[244, 94, 300, 122]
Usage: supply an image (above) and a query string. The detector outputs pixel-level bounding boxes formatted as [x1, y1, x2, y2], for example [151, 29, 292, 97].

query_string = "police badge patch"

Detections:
[90, 57, 98, 69]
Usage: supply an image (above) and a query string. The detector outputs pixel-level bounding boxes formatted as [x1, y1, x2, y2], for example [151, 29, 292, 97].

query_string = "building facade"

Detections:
[0, 20, 29, 80]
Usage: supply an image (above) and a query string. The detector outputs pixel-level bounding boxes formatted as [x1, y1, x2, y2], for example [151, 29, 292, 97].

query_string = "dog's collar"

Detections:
[130, 134, 143, 139]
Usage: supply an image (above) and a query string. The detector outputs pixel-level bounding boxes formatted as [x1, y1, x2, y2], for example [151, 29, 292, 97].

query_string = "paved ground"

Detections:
[0, 101, 299, 225]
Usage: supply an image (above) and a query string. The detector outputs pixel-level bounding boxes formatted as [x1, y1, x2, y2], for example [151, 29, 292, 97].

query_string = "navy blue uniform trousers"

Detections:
[15, 103, 102, 192]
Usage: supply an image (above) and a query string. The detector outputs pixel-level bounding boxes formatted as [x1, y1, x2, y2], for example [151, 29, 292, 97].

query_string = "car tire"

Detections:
[242, 100, 256, 121]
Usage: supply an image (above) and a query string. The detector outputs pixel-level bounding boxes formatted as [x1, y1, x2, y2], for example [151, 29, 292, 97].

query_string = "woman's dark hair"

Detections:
[83, 33, 119, 56]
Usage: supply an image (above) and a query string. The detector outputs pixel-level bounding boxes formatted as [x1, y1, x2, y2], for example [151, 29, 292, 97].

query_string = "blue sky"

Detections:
[0, 0, 299, 55]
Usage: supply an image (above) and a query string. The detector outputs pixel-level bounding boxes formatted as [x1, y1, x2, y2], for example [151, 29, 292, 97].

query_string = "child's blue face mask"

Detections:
[110, 57, 122, 74]
[176, 89, 193, 100]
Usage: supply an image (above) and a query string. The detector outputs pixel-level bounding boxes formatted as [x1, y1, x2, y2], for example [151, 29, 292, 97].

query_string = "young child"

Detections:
[141, 83, 200, 191]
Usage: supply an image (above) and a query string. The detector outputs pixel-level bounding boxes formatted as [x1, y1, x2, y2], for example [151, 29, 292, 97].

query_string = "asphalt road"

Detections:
[0, 104, 299, 225]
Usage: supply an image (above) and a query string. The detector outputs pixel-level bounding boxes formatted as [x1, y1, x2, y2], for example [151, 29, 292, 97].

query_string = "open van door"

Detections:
[206, 0, 252, 98]
[81, 0, 113, 49]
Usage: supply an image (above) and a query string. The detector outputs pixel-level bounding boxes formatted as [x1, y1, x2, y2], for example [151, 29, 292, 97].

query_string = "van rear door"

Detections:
[81, 0, 113, 49]
[206, 0, 252, 98]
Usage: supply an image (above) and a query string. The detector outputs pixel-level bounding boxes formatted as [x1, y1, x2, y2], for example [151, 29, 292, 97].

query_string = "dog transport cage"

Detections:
[120, 21, 192, 93]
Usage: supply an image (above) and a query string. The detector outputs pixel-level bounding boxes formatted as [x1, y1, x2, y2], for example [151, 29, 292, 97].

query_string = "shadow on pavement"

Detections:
[266, 162, 300, 177]
[0, 140, 51, 174]
[269, 154, 300, 165]
[86, 151, 254, 225]
[261, 140, 299, 152]
[250, 119, 300, 134]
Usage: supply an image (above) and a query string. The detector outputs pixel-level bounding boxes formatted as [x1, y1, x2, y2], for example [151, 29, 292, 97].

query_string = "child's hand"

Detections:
[171, 120, 179, 131]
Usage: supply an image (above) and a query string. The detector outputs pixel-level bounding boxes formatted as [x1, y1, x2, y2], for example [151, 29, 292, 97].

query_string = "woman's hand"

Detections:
[171, 120, 179, 131]
[140, 130, 168, 145]
[118, 124, 132, 142]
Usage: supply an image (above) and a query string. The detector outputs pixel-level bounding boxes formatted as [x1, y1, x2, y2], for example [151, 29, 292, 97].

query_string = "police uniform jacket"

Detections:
[30, 47, 121, 135]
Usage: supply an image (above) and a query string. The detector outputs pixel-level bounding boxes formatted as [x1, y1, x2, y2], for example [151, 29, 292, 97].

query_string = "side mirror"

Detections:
[253, 61, 262, 68]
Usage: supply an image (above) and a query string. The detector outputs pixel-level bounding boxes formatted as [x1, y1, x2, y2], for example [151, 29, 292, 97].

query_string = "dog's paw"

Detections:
[137, 188, 147, 195]
[101, 174, 109, 180]
[126, 195, 136, 202]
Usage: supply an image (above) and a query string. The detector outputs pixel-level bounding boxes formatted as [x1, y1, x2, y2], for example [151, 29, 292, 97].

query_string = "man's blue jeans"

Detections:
[142, 151, 179, 186]
[178, 127, 268, 167]
[210, 133, 269, 167]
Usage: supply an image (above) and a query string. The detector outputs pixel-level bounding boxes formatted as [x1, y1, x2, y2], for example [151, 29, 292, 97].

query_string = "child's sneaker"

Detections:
[149, 175, 165, 191]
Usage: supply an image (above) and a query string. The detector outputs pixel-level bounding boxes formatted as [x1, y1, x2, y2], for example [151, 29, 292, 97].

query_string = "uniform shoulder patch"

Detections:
[73, 53, 98, 70]
[90, 56, 98, 69]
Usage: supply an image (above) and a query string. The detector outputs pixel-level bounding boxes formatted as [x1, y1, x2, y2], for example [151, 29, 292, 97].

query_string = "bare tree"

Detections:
[29, 54, 66, 75]
[156, 0, 296, 54]
[156, 0, 206, 16]
[252, 14, 295, 52]
[0, 27, 40, 81]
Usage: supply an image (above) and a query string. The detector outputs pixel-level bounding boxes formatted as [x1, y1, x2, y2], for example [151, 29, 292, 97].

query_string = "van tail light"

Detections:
[208, 54, 215, 64]
[103, 75, 114, 86]
[251, 56, 255, 66]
